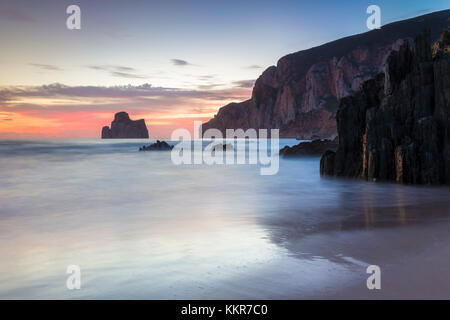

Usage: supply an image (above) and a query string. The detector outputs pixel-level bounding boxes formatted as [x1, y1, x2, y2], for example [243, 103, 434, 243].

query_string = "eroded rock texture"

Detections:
[321, 27, 450, 185]
[102, 112, 149, 139]
[280, 138, 338, 157]
[139, 140, 173, 151]
[203, 10, 449, 139]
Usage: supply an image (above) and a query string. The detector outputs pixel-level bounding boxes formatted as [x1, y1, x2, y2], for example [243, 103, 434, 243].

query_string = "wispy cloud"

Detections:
[197, 74, 216, 80]
[171, 59, 192, 66]
[87, 65, 148, 79]
[197, 83, 224, 90]
[110, 71, 148, 79]
[244, 65, 262, 69]
[88, 65, 136, 72]
[0, 83, 251, 102]
[232, 79, 255, 88]
[29, 63, 62, 71]
[112, 66, 136, 72]
[0, 82, 253, 138]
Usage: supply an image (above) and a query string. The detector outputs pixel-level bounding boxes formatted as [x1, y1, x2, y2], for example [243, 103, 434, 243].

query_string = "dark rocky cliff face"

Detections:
[101, 112, 149, 139]
[202, 10, 450, 138]
[321, 27, 450, 185]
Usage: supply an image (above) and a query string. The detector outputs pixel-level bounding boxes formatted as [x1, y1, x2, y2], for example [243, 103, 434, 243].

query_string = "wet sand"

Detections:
[0, 139, 449, 299]
[262, 199, 450, 299]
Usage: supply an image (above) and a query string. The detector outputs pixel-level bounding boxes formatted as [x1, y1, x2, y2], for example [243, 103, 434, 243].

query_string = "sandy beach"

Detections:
[0, 139, 448, 299]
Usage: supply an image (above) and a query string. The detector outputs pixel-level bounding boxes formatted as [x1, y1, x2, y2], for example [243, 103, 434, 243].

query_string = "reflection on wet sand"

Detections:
[0, 139, 449, 299]
[363, 188, 376, 229]
[260, 179, 450, 267]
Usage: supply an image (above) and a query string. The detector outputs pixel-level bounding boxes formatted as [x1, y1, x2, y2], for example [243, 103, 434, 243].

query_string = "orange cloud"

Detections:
[0, 83, 252, 138]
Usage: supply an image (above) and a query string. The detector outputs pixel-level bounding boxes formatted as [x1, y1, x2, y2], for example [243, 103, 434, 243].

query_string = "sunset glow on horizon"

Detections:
[1, 0, 447, 138]
[0, 83, 252, 138]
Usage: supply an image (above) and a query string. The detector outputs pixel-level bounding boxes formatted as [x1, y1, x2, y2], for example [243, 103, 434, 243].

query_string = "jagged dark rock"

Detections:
[101, 126, 112, 139]
[102, 111, 149, 139]
[280, 138, 338, 157]
[212, 143, 234, 151]
[320, 27, 450, 185]
[202, 10, 449, 139]
[139, 140, 174, 151]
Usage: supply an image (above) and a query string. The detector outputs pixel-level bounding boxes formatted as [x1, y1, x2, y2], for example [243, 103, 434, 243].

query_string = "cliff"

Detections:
[320, 27, 450, 185]
[202, 10, 450, 138]
[101, 111, 149, 139]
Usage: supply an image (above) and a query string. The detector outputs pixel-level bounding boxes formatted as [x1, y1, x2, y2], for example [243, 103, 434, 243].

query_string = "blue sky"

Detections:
[1, 0, 447, 87]
[0, 0, 448, 137]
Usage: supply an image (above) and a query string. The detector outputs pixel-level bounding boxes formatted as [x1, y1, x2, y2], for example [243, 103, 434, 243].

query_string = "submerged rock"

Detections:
[280, 138, 337, 157]
[102, 111, 149, 139]
[212, 143, 234, 151]
[139, 140, 174, 151]
[320, 27, 450, 185]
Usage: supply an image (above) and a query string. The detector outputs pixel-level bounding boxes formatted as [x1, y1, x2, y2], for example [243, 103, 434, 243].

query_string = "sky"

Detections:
[0, 0, 448, 138]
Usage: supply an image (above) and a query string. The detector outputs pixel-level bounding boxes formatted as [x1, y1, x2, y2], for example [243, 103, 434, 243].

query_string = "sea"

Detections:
[0, 139, 449, 299]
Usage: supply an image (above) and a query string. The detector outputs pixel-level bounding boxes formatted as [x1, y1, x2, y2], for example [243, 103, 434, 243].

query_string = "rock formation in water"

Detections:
[139, 140, 173, 151]
[202, 10, 449, 139]
[102, 111, 149, 139]
[212, 143, 234, 152]
[320, 27, 450, 185]
[280, 138, 338, 157]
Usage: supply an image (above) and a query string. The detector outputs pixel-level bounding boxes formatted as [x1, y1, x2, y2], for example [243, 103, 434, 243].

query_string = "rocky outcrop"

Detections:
[203, 10, 449, 139]
[280, 138, 338, 157]
[101, 126, 112, 139]
[139, 140, 173, 151]
[321, 27, 450, 185]
[212, 143, 234, 151]
[102, 112, 149, 139]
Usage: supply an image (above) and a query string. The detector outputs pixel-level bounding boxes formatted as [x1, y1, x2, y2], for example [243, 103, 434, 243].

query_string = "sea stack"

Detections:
[320, 27, 450, 185]
[101, 111, 149, 139]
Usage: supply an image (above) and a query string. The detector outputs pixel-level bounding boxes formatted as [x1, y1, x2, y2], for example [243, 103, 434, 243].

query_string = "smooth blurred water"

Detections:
[0, 139, 449, 299]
